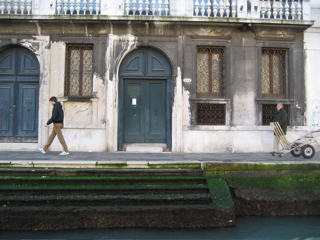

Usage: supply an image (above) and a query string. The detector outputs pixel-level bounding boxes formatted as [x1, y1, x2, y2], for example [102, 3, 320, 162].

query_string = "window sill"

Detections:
[190, 98, 230, 104]
[256, 99, 294, 104]
[66, 97, 93, 102]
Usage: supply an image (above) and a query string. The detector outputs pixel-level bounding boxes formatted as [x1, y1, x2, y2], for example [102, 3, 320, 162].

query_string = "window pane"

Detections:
[69, 49, 80, 96]
[82, 49, 93, 96]
[197, 47, 225, 98]
[197, 50, 209, 94]
[261, 48, 288, 99]
[65, 45, 93, 98]
[197, 103, 225, 125]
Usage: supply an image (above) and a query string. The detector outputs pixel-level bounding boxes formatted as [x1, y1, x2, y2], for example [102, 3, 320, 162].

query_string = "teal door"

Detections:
[0, 47, 40, 142]
[124, 80, 167, 143]
[118, 48, 172, 150]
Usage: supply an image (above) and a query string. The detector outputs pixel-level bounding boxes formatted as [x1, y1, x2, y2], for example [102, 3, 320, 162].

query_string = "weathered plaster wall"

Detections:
[305, 4, 320, 127]
[105, 34, 139, 152]
[230, 30, 258, 127]
[0, 18, 316, 153]
[41, 41, 107, 152]
[182, 126, 313, 153]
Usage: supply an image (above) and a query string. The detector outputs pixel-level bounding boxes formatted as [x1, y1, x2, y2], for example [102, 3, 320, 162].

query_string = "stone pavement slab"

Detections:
[0, 151, 319, 164]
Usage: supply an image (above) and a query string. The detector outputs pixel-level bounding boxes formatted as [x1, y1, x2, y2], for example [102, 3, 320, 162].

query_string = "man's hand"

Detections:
[45, 124, 48, 127]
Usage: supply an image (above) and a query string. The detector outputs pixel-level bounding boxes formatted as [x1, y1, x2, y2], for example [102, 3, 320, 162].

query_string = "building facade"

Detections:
[0, 0, 318, 153]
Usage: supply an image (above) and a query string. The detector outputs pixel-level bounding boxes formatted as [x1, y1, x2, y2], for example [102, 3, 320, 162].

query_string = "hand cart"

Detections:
[271, 122, 320, 158]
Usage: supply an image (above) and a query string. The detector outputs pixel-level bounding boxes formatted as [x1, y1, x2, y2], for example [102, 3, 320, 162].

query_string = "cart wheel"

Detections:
[290, 143, 302, 157]
[302, 144, 315, 159]
[279, 153, 283, 157]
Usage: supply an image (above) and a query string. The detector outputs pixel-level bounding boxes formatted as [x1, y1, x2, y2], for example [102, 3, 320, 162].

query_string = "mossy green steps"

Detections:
[0, 167, 236, 229]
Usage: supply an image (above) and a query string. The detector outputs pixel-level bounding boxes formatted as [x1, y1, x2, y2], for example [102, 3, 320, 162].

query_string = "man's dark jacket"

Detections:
[275, 108, 287, 135]
[47, 102, 64, 125]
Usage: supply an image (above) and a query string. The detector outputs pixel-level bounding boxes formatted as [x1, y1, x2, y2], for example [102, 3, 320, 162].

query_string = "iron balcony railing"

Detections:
[0, 0, 311, 21]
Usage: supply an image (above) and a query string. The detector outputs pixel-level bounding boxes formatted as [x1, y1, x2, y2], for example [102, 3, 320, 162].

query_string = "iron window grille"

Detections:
[261, 48, 288, 99]
[197, 47, 225, 98]
[197, 103, 226, 125]
[262, 104, 290, 126]
[65, 44, 93, 98]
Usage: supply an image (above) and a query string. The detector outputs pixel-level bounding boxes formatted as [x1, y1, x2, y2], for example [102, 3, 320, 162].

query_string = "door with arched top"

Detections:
[118, 48, 172, 150]
[0, 47, 40, 142]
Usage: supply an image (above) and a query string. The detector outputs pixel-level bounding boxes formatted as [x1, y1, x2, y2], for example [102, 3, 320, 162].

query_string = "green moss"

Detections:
[0, 163, 13, 167]
[206, 179, 234, 210]
[0, 176, 204, 181]
[0, 184, 208, 190]
[204, 163, 320, 171]
[0, 193, 209, 202]
[149, 164, 201, 169]
[96, 164, 128, 169]
[226, 175, 320, 191]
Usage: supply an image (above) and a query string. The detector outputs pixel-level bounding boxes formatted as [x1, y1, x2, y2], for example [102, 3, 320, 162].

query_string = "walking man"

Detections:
[271, 103, 287, 155]
[38, 96, 69, 155]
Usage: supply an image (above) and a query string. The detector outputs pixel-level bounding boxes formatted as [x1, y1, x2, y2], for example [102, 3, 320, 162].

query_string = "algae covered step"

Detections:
[0, 192, 213, 207]
[0, 184, 210, 196]
[0, 168, 204, 177]
[0, 167, 236, 230]
[0, 204, 235, 230]
[0, 175, 206, 186]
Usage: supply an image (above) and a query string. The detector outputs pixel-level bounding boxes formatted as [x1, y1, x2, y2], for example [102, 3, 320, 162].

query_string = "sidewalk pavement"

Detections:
[0, 150, 319, 164]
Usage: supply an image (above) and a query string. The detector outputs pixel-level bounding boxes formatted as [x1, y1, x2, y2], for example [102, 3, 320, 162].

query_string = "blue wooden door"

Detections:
[0, 48, 39, 142]
[124, 80, 167, 143]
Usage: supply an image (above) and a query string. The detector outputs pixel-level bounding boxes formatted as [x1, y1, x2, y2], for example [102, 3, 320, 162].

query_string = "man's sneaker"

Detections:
[59, 151, 69, 156]
[38, 148, 46, 154]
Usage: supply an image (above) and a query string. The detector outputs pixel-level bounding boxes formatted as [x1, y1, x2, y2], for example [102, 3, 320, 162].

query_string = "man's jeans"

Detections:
[44, 123, 69, 152]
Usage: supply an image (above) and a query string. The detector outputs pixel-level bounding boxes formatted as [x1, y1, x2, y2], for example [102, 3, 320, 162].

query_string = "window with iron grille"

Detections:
[65, 45, 93, 98]
[261, 48, 288, 99]
[197, 103, 226, 125]
[262, 104, 290, 126]
[197, 47, 225, 98]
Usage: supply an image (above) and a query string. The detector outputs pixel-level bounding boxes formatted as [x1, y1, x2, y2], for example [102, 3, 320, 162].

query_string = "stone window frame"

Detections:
[256, 44, 296, 126]
[189, 42, 231, 126]
[261, 47, 289, 99]
[64, 44, 94, 99]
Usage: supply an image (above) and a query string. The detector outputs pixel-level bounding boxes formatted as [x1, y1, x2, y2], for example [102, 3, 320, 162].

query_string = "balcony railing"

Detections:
[125, 0, 170, 16]
[0, 0, 311, 21]
[0, 0, 32, 14]
[193, 0, 303, 20]
[0, 0, 101, 15]
[56, 0, 101, 15]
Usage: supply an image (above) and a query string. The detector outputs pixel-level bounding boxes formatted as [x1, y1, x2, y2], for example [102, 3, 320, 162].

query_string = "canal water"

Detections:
[1, 216, 320, 240]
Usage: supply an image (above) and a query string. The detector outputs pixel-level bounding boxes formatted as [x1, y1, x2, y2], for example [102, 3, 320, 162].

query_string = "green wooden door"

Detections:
[118, 48, 172, 151]
[124, 80, 167, 143]
[0, 47, 39, 142]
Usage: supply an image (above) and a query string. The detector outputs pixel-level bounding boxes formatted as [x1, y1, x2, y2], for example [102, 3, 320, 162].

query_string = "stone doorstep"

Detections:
[124, 143, 166, 153]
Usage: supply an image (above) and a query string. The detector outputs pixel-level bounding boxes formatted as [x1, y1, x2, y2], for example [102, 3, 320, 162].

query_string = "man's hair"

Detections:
[49, 96, 57, 102]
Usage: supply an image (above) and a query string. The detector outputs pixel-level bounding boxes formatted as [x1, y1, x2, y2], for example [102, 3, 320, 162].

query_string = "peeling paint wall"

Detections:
[105, 34, 139, 151]
[44, 40, 107, 152]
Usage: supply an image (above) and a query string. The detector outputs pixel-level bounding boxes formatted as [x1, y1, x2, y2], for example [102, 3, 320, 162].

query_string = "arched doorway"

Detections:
[0, 47, 40, 142]
[118, 48, 172, 151]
